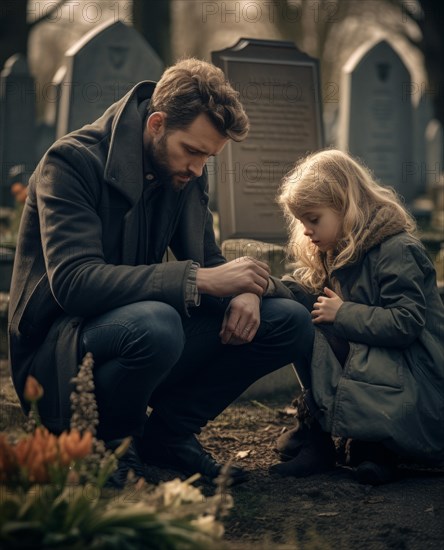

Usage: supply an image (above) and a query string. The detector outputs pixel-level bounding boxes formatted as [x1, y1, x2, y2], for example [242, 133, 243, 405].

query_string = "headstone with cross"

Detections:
[338, 39, 414, 203]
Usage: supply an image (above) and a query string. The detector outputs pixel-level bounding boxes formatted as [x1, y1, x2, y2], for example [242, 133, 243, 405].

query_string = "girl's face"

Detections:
[297, 208, 342, 252]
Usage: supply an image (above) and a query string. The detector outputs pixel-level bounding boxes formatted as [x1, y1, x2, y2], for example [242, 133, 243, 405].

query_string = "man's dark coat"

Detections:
[8, 82, 225, 432]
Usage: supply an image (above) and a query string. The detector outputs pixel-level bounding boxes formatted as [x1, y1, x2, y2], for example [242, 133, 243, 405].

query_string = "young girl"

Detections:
[269, 149, 444, 484]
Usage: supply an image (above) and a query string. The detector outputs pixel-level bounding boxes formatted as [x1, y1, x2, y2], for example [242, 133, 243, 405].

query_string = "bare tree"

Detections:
[132, 0, 171, 63]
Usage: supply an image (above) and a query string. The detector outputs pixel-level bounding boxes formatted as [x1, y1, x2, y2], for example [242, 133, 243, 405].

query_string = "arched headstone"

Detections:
[339, 39, 414, 203]
[56, 19, 163, 138]
[0, 54, 36, 207]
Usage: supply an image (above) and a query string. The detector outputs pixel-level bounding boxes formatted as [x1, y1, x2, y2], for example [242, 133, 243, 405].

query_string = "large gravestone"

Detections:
[0, 55, 36, 208]
[413, 92, 435, 197]
[338, 39, 414, 203]
[56, 19, 163, 138]
[425, 119, 443, 192]
[212, 39, 324, 243]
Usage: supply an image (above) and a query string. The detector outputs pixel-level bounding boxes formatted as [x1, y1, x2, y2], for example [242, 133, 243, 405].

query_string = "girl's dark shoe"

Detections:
[347, 440, 399, 485]
[346, 439, 397, 467]
[354, 461, 398, 485]
[274, 423, 310, 461]
[270, 427, 336, 477]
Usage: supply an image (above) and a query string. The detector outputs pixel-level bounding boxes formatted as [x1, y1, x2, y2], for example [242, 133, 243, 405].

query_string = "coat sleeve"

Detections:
[333, 239, 428, 348]
[276, 275, 318, 311]
[36, 144, 193, 317]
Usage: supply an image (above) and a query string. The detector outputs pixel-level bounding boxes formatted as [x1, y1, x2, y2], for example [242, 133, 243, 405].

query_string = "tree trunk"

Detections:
[133, 0, 171, 64]
[418, 0, 444, 127]
[0, 0, 28, 68]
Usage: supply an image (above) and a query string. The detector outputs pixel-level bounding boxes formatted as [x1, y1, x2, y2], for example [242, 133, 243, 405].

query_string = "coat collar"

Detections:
[326, 204, 408, 276]
[104, 81, 156, 206]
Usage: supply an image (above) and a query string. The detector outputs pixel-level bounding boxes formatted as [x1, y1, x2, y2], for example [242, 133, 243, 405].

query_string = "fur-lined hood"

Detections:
[325, 204, 411, 273]
[355, 204, 409, 254]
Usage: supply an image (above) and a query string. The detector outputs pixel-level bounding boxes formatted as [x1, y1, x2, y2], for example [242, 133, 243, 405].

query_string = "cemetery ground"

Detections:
[1, 360, 443, 549]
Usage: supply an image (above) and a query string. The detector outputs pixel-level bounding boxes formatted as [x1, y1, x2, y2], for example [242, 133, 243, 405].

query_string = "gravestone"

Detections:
[425, 119, 443, 192]
[413, 92, 434, 197]
[56, 19, 163, 138]
[0, 54, 36, 208]
[338, 39, 414, 203]
[212, 38, 324, 243]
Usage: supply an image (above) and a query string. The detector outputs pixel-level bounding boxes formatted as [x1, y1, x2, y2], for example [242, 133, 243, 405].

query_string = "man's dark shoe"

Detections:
[270, 429, 336, 477]
[354, 461, 398, 485]
[274, 424, 310, 461]
[136, 433, 248, 485]
[104, 439, 146, 490]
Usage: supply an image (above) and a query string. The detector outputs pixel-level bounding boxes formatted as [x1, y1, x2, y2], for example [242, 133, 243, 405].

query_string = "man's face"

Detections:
[146, 113, 229, 190]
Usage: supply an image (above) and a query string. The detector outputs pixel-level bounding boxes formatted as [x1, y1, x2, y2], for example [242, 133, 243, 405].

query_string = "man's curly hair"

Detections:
[150, 58, 249, 142]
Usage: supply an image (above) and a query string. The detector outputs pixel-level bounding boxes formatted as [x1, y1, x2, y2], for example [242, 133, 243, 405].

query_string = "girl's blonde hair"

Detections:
[278, 149, 416, 292]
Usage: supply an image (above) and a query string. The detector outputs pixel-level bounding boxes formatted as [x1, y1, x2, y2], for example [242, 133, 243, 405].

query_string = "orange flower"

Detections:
[57, 432, 72, 466]
[27, 450, 50, 483]
[2, 426, 93, 486]
[23, 376, 44, 402]
[12, 428, 61, 484]
[42, 433, 58, 464]
[14, 437, 32, 467]
[59, 429, 93, 461]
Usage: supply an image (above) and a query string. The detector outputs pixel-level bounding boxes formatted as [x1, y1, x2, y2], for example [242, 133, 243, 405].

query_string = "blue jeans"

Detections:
[78, 298, 314, 441]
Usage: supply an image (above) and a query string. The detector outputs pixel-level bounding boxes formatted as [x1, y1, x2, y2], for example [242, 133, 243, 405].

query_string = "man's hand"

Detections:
[311, 287, 343, 323]
[219, 293, 261, 345]
[196, 257, 270, 298]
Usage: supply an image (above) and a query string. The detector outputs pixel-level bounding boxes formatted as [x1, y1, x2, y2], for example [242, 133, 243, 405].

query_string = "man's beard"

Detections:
[148, 133, 195, 191]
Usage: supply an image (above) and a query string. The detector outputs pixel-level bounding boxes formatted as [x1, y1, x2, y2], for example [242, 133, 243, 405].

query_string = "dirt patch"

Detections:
[197, 397, 444, 550]
[143, 395, 444, 549]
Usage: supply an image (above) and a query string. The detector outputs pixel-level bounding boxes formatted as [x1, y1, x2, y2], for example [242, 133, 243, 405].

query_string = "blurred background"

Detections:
[0, 0, 443, 290]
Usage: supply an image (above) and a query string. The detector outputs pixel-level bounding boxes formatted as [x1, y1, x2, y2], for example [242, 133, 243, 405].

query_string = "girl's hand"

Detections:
[311, 287, 343, 323]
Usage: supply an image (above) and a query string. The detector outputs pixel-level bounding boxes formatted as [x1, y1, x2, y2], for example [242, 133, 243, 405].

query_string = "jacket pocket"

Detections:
[345, 343, 404, 389]
[18, 274, 63, 343]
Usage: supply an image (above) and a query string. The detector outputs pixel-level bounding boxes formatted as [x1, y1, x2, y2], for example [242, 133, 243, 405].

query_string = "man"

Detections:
[8, 59, 314, 486]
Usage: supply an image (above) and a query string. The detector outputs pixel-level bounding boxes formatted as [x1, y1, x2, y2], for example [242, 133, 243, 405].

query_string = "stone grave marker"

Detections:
[35, 66, 67, 163]
[425, 119, 443, 192]
[338, 39, 414, 203]
[413, 91, 434, 197]
[212, 38, 324, 243]
[56, 19, 163, 138]
[0, 54, 36, 208]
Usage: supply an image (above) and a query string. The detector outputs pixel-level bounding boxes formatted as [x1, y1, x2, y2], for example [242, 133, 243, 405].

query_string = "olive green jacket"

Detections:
[275, 211, 444, 463]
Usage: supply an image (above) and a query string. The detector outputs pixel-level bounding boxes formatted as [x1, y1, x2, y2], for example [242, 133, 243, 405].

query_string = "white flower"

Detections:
[191, 514, 224, 538]
[161, 478, 204, 507]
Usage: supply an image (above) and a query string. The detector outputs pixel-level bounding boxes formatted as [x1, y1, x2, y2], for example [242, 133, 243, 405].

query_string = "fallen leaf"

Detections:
[425, 506, 434, 513]
[317, 512, 339, 517]
[277, 406, 298, 417]
[236, 450, 251, 459]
